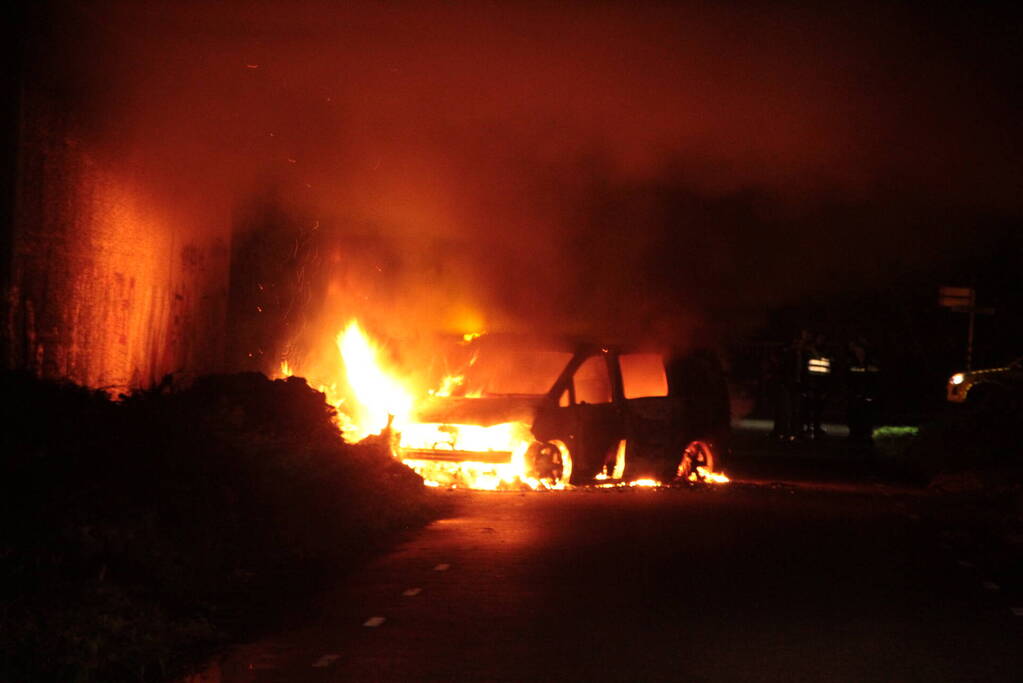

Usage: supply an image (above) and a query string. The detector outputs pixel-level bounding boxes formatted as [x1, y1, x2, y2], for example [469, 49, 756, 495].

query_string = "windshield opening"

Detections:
[453, 348, 572, 397]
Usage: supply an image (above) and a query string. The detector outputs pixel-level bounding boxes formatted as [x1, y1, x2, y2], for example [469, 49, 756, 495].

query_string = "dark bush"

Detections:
[871, 403, 1023, 486]
[1, 372, 440, 682]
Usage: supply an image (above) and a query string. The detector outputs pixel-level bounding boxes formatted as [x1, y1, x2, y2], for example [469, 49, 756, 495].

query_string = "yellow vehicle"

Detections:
[947, 357, 1023, 407]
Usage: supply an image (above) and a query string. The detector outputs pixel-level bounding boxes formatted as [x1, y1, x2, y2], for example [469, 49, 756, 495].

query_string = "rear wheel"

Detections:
[676, 441, 715, 482]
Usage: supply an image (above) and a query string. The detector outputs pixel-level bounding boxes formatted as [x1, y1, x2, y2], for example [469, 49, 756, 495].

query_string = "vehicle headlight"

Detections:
[951, 373, 965, 386]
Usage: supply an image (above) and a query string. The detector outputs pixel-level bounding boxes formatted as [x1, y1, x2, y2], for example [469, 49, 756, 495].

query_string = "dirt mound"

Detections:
[2, 371, 441, 682]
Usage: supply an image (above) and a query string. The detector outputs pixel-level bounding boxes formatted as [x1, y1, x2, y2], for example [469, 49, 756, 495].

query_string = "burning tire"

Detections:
[676, 440, 716, 482]
[526, 440, 573, 488]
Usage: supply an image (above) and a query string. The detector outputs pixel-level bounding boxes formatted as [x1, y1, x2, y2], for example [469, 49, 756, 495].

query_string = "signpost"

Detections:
[939, 286, 994, 370]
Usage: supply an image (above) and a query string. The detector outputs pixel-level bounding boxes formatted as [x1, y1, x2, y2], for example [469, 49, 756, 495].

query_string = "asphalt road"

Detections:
[197, 458, 1023, 682]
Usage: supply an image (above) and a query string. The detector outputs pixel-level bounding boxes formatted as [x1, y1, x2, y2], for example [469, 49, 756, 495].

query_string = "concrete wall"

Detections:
[4, 78, 231, 391]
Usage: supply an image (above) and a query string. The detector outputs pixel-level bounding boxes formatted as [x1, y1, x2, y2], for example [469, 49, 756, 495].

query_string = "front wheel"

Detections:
[676, 441, 716, 482]
[525, 440, 573, 488]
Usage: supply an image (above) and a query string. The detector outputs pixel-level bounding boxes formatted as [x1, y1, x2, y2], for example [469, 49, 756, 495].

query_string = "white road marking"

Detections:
[363, 616, 386, 627]
[982, 581, 1000, 591]
[1011, 607, 1023, 617]
[312, 654, 340, 668]
[403, 587, 422, 596]
[434, 563, 451, 571]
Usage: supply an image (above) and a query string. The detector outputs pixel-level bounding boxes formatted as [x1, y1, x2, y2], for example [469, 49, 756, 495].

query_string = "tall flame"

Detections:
[336, 320, 413, 440]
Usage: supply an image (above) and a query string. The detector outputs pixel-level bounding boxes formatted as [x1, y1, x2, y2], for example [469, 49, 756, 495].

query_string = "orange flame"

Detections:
[336, 320, 414, 440]
[281, 318, 728, 491]
[327, 320, 551, 489]
[691, 467, 730, 484]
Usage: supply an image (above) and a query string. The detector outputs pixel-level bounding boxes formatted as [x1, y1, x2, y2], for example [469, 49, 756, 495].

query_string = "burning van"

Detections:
[396, 335, 730, 489]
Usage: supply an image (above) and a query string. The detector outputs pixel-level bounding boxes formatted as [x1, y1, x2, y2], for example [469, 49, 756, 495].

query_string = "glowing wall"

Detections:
[6, 99, 230, 391]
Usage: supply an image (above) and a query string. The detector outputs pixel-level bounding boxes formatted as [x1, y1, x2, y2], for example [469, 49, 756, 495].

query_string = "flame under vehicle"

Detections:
[398, 336, 730, 488]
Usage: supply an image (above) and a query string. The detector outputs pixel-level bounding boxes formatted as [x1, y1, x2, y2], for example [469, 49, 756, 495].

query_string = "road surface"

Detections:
[194, 453, 1023, 682]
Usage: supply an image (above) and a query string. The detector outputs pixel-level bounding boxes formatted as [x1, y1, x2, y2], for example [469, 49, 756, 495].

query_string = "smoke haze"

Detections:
[12, 1, 1022, 382]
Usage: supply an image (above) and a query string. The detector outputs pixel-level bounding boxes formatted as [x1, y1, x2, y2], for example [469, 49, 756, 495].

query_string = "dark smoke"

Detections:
[10, 1, 1023, 382]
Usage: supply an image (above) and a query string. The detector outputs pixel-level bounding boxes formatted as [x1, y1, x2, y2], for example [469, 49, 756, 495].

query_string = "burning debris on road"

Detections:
[278, 321, 730, 491]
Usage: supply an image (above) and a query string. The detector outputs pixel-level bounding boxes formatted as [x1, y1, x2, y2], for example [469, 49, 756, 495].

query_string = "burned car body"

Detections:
[400, 336, 729, 486]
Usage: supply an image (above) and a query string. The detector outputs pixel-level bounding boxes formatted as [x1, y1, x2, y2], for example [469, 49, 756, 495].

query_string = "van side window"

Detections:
[575, 355, 612, 404]
[558, 388, 571, 407]
[621, 353, 668, 398]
